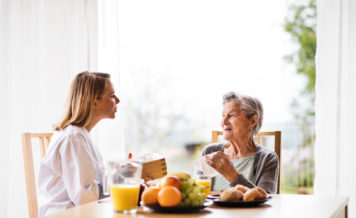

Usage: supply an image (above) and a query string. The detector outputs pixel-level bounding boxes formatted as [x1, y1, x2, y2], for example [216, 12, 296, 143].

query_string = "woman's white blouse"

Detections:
[38, 125, 104, 217]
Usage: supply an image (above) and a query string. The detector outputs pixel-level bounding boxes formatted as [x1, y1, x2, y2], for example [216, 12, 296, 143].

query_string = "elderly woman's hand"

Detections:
[204, 151, 239, 182]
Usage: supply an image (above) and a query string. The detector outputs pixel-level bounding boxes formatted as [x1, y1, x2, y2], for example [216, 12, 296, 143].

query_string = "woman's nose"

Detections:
[221, 116, 228, 125]
[115, 96, 120, 104]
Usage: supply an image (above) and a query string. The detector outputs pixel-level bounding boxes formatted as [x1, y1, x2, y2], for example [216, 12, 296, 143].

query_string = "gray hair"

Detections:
[223, 92, 264, 136]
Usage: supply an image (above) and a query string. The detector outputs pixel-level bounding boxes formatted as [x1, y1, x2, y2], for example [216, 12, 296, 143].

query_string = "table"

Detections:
[41, 194, 349, 218]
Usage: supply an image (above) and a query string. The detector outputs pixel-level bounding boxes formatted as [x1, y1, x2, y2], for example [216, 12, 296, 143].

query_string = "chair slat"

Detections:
[39, 137, 46, 159]
[211, 130, 223, 143]
[45, 136, 51, 149]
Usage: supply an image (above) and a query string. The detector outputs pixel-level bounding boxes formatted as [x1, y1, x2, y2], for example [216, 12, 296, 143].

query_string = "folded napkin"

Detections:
[194, 153, 218, 177]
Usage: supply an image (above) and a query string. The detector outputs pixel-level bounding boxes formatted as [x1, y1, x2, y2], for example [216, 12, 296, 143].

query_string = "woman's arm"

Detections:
[201, 143, 259, 189]
[59, 134, 101, 205]
[229, 152, 278, 193]
[253, 153, 279, 194]
[229, 174, 256, 189]
[205, 151, 239, 182]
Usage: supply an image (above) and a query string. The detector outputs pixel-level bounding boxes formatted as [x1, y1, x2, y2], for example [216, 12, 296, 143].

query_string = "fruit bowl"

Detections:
[141, 172, 210, 211]
[141, 199, 213, 213]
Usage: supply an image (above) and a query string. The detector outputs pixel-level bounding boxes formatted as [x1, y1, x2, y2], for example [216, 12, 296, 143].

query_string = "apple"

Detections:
[160, 175, 181, 190]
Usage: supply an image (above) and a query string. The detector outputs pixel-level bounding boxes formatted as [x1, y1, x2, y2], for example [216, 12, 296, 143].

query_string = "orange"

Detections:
[157, 186, 182, 207]
[141, 187, 160, 205]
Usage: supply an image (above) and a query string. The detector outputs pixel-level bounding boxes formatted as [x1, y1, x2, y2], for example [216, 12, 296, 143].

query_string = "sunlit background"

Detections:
[98, 0, 315, 194]
[0, 0, 321, 217]
[5, 0, 356, 217]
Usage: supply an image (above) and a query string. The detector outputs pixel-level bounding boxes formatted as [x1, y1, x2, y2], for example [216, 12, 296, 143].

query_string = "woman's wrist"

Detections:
[225, 169, 239, 183]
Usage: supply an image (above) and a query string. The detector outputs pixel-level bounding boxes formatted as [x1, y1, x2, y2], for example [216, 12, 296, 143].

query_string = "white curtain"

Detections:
[96, 0, 125, 161]
[0, 0, 124, 217]
[315, 0, 356, 216]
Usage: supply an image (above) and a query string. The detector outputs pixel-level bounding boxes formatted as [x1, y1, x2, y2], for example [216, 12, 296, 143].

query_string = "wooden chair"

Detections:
[22, 132, 53, 218]
[211, 130, 281, 194]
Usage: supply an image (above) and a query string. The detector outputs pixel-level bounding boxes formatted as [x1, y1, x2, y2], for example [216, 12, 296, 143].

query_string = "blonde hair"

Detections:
[54, 71, 110, 131]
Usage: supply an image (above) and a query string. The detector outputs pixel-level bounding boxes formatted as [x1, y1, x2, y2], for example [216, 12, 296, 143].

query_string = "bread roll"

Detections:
[220, 189, 243, 201]
[234, 184, 249, 193]
[243, 187, 267, 201]
[254, 187, 267, 199]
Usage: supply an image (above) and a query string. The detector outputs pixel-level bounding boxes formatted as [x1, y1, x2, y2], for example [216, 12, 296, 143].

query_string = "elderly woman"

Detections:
[202, 92, 279, 194]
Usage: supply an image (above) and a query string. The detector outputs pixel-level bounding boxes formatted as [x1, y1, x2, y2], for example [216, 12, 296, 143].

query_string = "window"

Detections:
[99, 0, 315, 193]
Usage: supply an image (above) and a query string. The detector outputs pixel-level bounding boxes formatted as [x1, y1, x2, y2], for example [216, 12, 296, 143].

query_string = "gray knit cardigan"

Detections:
[201, 143, 279, 194]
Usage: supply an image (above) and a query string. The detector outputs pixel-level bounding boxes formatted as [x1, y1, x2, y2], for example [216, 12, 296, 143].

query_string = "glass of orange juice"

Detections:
[195, 174, 211, 195]
[105, 159, 142, 214]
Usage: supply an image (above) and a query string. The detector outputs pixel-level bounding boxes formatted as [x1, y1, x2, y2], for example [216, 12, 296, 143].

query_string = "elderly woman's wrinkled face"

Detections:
[221, 101, 253, 141]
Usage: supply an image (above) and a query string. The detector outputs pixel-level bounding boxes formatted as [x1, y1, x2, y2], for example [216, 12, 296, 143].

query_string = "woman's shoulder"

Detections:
[255, 145, 278, 160]
[57, 125, 88, 137]
[50, 125, 88, 146]
[201, 142, 227, 156]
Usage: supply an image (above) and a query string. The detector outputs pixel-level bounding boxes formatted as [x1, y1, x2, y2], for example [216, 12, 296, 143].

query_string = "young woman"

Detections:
[38, 72, 120, 216]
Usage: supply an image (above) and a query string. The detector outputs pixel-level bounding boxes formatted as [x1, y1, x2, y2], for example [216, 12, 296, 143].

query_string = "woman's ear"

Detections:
[93, 99, 99, 109]
[250, 114, 258, 129]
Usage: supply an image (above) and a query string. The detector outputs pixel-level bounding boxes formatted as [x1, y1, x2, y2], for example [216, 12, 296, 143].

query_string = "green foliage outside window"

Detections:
[283, 0, 316, 194]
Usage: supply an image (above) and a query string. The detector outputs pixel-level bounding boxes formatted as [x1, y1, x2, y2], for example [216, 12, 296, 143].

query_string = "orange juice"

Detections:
[110, 185, 140, 211]
[196, 180, 211, 195]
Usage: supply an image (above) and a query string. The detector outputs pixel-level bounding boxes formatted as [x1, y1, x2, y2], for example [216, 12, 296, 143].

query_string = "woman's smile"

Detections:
[224, 127, 232, 132]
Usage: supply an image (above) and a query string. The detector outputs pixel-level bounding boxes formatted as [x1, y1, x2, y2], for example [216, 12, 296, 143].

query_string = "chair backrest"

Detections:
[211, 130, 281, 194]
[22, 132, 53, 218]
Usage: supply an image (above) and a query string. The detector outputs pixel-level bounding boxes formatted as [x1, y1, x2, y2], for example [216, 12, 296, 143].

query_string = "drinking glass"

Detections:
[105, 159, 142, 214]
[195, 174, 212, 195]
